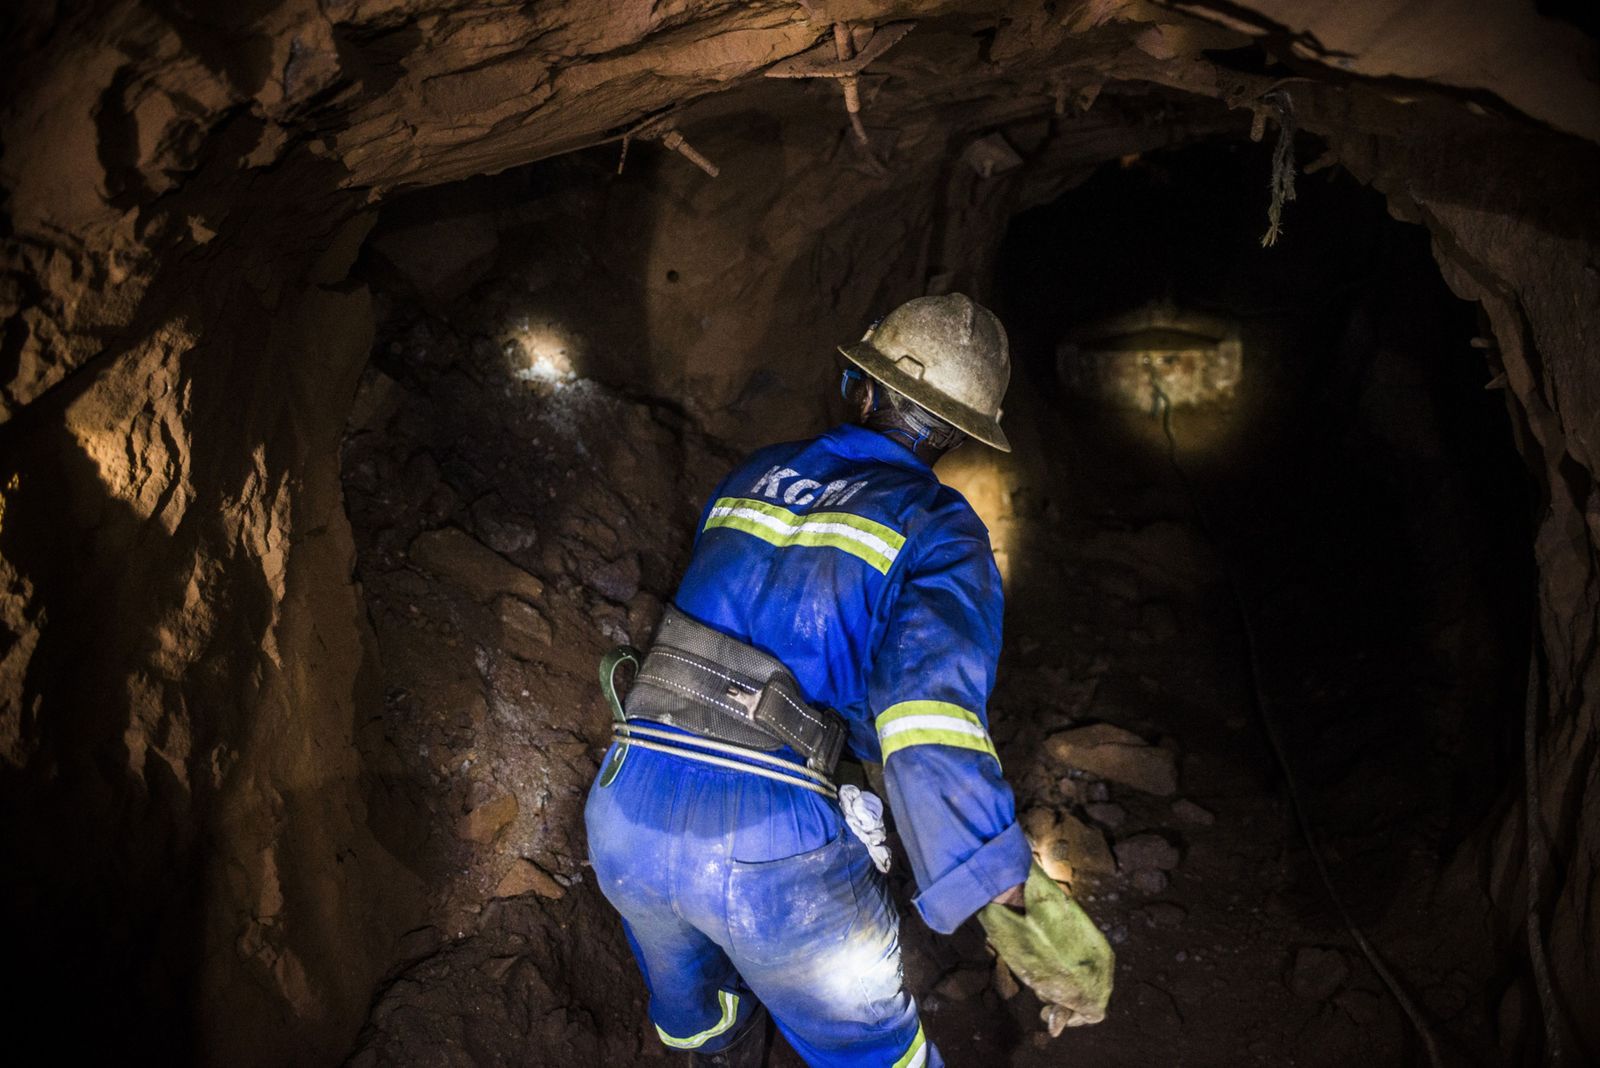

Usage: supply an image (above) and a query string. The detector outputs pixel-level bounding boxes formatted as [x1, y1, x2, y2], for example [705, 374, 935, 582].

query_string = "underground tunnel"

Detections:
[1, 3, 1597, 1067]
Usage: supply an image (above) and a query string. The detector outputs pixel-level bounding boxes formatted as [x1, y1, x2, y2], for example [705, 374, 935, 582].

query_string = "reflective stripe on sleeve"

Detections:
[876, 701, 1000, 765]
[655, 990, 741, 1050]
[703, 497, 905, 574]
[892, 1023, 928, 1068]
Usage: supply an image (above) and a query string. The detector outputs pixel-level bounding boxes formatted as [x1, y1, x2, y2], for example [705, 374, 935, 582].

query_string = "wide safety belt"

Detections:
[597, 608, 850, 794]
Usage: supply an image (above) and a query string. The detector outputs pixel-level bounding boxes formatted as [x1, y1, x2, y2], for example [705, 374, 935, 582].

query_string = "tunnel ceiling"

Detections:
[3, 0, 1598, 416]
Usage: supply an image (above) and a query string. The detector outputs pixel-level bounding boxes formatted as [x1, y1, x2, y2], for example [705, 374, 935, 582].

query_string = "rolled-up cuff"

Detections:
[911, 819, 1033, 934]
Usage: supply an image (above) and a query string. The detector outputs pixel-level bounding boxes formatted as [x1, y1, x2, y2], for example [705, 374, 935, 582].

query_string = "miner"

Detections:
[585, 293, 1113, 1066]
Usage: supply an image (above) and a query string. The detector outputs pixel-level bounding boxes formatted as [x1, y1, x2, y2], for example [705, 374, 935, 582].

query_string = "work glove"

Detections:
[978, 860, 1115, 1033]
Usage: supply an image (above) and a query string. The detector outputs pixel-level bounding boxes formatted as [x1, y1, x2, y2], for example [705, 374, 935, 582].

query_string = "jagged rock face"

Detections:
[1, 1, 1596, 1064]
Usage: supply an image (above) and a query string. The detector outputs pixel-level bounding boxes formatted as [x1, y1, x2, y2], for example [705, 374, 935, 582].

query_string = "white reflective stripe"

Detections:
[906, 1044, 929, 1068]
[707, 505, 901, 564]
[877, 714, 991, 743]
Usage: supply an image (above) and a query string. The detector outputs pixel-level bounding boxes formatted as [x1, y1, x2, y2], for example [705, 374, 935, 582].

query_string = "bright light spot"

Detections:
[1058, 301, 1242, 411]
[502, 316, 581, 388]
[937, 448, 1016, 589]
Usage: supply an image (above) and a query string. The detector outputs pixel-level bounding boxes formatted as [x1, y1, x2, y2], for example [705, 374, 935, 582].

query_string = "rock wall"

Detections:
[1374, 127, 1600, 1064]
[2, 0, 1596, 1063]
[1227, 92, 1600, 1060]
[0, 145, 421, 1058]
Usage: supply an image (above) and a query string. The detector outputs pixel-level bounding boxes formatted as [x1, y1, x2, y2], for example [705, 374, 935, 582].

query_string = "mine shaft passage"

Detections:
[10, 7, 1597, 1066]
[337, 134, 1531, 1067]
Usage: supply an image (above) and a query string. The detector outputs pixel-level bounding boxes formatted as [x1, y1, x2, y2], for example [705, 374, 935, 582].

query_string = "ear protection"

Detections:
[841, 367, 963, 453]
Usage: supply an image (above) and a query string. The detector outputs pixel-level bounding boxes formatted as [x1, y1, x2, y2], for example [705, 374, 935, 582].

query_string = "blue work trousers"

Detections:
[585, 741, 938, 1067]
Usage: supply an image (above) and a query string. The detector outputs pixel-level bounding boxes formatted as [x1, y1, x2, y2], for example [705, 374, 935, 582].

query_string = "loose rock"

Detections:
[993, 959, 1020, 1000]
[1036, 812, 1116, 882]
[584, 553, 641, 603]
[1044, 723, 1178, 795]
[411, 527, 545, 604]
[1115, 833, 1181, 873]
[1022, 806, 1059, 841]
[1085, 801, 1126, 828]
[497, 595, 554, 659]
[494, 858, 566, 900]
[471, 496, 539, 554]
[369, 212, 499, 307]
[458, 791, 518, 843]
[1132, 869, 1169, 894]
[934, 966, 990, 1001]
[627, 591, 665, 643]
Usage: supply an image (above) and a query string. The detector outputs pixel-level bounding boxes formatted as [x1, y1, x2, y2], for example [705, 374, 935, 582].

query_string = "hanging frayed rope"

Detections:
[1256, 89, 1298, 247]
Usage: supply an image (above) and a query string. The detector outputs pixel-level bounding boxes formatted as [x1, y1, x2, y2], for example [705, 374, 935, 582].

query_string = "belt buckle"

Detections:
[722, 680, 761, 722]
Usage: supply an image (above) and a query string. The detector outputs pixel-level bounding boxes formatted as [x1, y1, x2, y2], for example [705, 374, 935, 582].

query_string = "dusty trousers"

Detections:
[585, 735, 937, 1067]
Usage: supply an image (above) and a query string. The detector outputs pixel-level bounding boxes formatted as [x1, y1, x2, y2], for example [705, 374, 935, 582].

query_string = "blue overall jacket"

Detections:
[673, 422, 1032, 932]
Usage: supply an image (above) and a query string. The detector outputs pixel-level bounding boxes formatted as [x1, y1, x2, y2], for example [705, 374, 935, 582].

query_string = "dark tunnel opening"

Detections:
[981, 139, 1537, 1060]
[993, 138, 1535, 850]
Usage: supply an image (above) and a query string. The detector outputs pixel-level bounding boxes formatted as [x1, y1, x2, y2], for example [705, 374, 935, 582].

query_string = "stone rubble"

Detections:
[1043, 723, 1179, 796]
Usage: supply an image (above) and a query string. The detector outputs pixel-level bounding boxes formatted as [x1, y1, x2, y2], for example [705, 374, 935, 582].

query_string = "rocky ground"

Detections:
[339, 282, 1500, 1065]
[887, 501, 1479, 1068]
[340, 286, 736, 1064]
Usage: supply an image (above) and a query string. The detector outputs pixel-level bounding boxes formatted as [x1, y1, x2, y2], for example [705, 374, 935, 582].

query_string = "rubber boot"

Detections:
[688, 1006, 769, 1068]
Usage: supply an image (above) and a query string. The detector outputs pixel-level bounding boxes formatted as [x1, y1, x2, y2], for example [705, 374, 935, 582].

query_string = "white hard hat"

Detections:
[839, 293, 1012, 452]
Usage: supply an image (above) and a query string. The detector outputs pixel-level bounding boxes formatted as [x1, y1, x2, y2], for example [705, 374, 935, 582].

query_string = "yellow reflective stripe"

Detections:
[655, 990, 740, 1049]
[703, 497, 905, 574]
[892, 1023, 928, 1068]
[708, 513, 896, 574]
[713, 497, 905, 551]
[877, 701, 986, 732]
[876, 701, 999, 765]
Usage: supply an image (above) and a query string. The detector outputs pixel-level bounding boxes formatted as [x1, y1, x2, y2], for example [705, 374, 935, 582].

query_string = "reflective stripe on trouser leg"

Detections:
[893, 1023, 929, 1068]
[657, 989, 741, 1049]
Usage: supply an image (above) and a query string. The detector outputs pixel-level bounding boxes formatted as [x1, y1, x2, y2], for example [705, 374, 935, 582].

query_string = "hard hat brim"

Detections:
[839, 342, 1012, 453]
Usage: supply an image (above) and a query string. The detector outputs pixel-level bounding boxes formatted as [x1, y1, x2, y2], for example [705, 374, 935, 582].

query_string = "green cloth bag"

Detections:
[978, 860, 1115, 1031]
